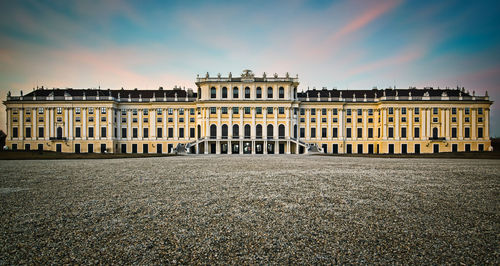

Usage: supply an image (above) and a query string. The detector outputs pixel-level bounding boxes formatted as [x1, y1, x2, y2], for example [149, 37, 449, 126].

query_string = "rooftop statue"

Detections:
[241, 69, 254, 78]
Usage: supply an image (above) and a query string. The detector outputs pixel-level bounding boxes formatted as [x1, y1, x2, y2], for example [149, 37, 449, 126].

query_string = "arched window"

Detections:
[279, 87, 284, 98]
[433, 127, 438, 139]
[222, 87, 228, 98]
[222, 124, 228, 139]
[278, 124, 285, 139]
[210, 87, 216, 98]
[256, 124, 262, 139]
[256, 87, 262, 98]
[293, 124, 297, 139]
[244, 124, 251, 139]
[245, 87, 250, 99]
[233, 87, 239, 98]
[57, 127, 63, 139]
[267, 124, 274, 139]
[197, 125, 201, 139]
[268, 87, 273, 98]
[210, 124, 217, 139]
[233, 124, 239, 138]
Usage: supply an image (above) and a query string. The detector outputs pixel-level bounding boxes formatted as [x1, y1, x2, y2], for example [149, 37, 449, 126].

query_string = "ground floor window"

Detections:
[88, 144, 93, 153]
[478, 144, 484, 152]
[402, 144, 407, 154]
[143, 144, 148, 154]
[346, 144, 352, 154]
[414, 144, 420, 154]
[75, 144, 80, 154]
[388, 144, 394, 154]
[357, 144, 363, 154]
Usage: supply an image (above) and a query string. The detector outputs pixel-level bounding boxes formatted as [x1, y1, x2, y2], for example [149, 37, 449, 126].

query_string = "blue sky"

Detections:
[1, 0, 499, 136]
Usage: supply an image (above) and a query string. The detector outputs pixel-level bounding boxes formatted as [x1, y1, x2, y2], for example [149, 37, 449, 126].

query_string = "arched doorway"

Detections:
[278, 124, 285, 139]
[233, 124, 239, 138]
[210, 124, 217, 139]
[244, 124, 251, 139]
[256, 124, 262, 139]
[267, 124, 273, 139]
[222, 124, 228, 139]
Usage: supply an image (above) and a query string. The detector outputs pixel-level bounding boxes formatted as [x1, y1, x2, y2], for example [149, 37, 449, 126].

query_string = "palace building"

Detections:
[3, 70, 493, 154]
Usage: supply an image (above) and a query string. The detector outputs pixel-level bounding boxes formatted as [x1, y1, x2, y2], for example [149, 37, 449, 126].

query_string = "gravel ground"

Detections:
[0, 155, 499, 264]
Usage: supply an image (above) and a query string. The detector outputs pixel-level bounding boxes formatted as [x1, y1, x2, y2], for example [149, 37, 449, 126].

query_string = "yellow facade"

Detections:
[3, 70, 493, 154]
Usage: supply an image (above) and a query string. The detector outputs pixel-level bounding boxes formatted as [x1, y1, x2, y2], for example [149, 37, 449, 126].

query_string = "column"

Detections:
[151, 109, 156, 139]
[6, 109, 11, 140]
[163, 109, 167, 139]
[82, 108, 87, 139]
[108, 108, 112, 140]
[395, 108, 399, 139]
[327, 109, 332, 139]
[96, 108, 100, 139]
[33, 108, 37, 140]
[485, 108, 490, 138]
[305, 109, 310, 139]
[458, 108, 463, 140]
[339, 109, 343, 138]
[362, 109, 367, 140]
[285, 107, 290, 138]
[50, 108, 54, 138]
[251, 107, 255, 138]
[273, 107, 278, 139]
[138, 109, 143, 139]
[421, 108, 426, 139]
[64, 108, 69, 138]
[174, 109, 178, 139]
[382, 108, 387, 139]
[445, 108, 450, 139]
[239, 107, 243, 140]
[472, 108, 476, 139]
[69, 108, 73, 139]
[408, 108, 413, 140]
[117, 110, 121, 139]
[353, 109, 357, 139]
[184, 109, 188, 139]
[229, 107, 233, 138]
[441, 108, 445, 138]
[426, 108, 431, 138]
[127, 110, 132, 140]
[19, 108, 24, 139]
[217, 107, 222, 138]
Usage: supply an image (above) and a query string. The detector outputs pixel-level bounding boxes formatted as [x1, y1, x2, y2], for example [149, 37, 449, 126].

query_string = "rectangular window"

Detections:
[388, 117, 393, 123]
[39, 127, 44, 138]
[121, 128, 127, 138]
[332, 127, 338, 138]
[38, 108, 44, 114]
[465, 108, 470, 115]
[179, 108, 184, 115]
[311, 118, 316, 123]
[100, 107, 106, 114]
[13, 127, 18, 138]
[401, 107, 407, 115]
[245, 87, 250, 98]
[368, 109, 373, 116]
[346, 118, 351, 123]
[414, 117, 420, 123]
[122, 117, 126, 123]
[452, 117, 456, 123]
[368, 118, 373, 123]
[76, 117, 81, 122]
[168, 127, 173, 138]
[478, 117, 483, 123]
[143, 128, 149, 138]
[452, 108, 456, 115]
[267, 107, 273, 114]
[133, 128, 138, 138]
[401, 127, 407, 138]
[478, 127, 483, 138]
[388, 127, 394, 138]
[190, 127, 195, 138]
[222, 107, 228, 114]
[157, 128, 162, 138]
[244, 107, 250, 114]
[232, 107, 239, 114]
[310, 128, 316, 138]
[357, 118, 362, 123]
[300, 108, 305, 115]
[168, 118, 173, 122]
[57, 107, 62, 114]
[179, 118, 184, 123]
[433, 108, 438, 115]
[101, 116, 106, 122]
[101, 127, 107, 138]
[157, 108, 162, 115]
[322, 108, 327, 116]
[452, 127, 457, 138]
[300, 118, 305, 122]
[465, 117, 470, 123]
[322, 118, 326, 123]
[332, 118, 338, 123]
[433, 117, 438, 123]
[478, 108, 483, 115]
[143, 109, 148, 115]
[210, 107, 216, 114]
[157, 117, 162, 123]
[300, 128, 305, 138]
[132, 118, 137, 123]
[121, 109, 126, 116]
[388, 107, 393, 115]
[401, 117, 406, 123]
[465, 127, 470, 138]
[368, 128, 373, 138]
[357, 128, 362, 138]
[75, 127, 81, 138]
[190, 108, 195, 115]
[279, 107, 284, 114]
[179, 128, 184, 138]
[132, 109, 138, 115]
[88, 127, 94, 138]
[414, 127, 420, 138]
[332, 108, 338, 115]
[25, 127, 31, 138]
[346, 128, 351, 138]
[322, 128, 327, 138]
[311, 109, 316, 115]
[346, 109, 351, 116]
[168, 108, 173, 115]
[256, 107, 262, 114]
[39, 117, 44, 122]
[414, 107, 420, 115]
[357, 109, 362, 116]
[74, 107, 80, 114]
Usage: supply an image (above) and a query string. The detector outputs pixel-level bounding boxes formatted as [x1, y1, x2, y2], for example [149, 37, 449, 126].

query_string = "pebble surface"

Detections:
[0, 155, 498, 264]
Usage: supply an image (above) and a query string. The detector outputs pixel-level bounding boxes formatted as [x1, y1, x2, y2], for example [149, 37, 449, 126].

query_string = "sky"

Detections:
[1, 0, 499, 136]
